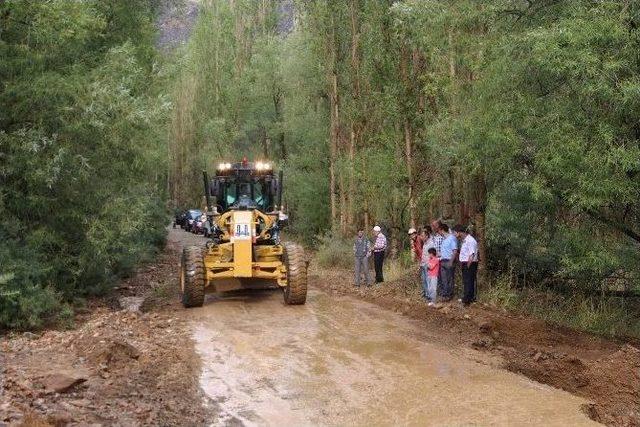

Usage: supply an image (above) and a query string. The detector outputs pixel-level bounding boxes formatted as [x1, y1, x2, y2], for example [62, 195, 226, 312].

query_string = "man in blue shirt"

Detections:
[439, 223, 458, 301]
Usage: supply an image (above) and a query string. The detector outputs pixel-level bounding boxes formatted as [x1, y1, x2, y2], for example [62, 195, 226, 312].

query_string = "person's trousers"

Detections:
[373, 251, 384, 283]
[426, 276, 438, 302]
[461, 262, 478, 304]
[440, 259, 455, 300]
[420, 265, 427, 297]
[354, 256, 370, 286]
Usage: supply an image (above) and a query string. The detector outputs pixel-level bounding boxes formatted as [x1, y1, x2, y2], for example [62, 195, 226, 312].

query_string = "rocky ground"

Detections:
[312, 266, 640, 427]
[0, 230, 212, 426]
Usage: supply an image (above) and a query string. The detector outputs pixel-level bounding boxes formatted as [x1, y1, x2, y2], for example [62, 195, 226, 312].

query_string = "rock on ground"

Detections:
[39, 372, 87, 394]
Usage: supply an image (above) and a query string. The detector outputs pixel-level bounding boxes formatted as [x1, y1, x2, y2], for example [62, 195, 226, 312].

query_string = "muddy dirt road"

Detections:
[172, 228, 597, 426]
[189, 290, 596, 426]
[3, 228, 636, 426]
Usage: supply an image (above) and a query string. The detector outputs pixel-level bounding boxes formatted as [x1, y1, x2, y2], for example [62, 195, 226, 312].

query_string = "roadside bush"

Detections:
[383, 250, 415, 282]
[482, 272, 640, 339]
[526, 292, 640, 339]
[0, 274, 64, 330]
[481, 271, 521, 311]
[315, 233, 354, 270]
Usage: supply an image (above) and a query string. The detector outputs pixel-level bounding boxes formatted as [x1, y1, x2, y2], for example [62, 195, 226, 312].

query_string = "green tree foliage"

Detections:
[168, 0, 284, 207]
[475, 2, 640, 287]
[0, 0, 169, 329]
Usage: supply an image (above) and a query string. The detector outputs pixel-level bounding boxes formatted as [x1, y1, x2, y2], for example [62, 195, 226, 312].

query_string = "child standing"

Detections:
[426, 247, 439, 307]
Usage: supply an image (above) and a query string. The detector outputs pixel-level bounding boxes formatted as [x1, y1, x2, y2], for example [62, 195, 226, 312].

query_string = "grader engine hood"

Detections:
[231, 210, 253, 277]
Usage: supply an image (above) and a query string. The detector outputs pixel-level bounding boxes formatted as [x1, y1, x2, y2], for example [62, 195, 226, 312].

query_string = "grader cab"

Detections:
[180, 159, 307, 307]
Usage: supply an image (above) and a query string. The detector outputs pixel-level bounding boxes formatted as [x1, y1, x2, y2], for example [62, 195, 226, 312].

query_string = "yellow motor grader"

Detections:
[180, 159, 307, 307]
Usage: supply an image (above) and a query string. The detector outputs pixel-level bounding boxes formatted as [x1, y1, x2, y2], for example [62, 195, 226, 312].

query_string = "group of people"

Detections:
[410, 220, 479, 306]
[353, 225, 388, 285]
[353, 220, 479, 307]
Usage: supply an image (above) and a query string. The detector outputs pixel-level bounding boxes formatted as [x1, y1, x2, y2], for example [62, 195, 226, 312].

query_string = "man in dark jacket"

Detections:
[353, 229, 372, 287]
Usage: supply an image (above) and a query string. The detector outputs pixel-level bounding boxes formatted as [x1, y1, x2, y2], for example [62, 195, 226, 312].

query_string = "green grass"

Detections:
[482, 274, 640, 339]
[315, 234, 355, 270]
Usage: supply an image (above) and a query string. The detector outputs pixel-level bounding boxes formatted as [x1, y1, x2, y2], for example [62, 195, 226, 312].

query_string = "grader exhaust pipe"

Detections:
[277, 169, 283, 210]
[202, 170, 212, 212]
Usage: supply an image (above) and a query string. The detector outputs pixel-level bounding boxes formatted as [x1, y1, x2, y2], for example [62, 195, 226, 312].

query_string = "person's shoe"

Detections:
[457, 298, 463, 303]
[427, 302, 435, 307]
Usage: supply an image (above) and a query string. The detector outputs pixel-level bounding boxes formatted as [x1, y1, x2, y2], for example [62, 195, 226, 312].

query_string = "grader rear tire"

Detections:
[283, 242, 307, 305]
[180, 245, 205, 308]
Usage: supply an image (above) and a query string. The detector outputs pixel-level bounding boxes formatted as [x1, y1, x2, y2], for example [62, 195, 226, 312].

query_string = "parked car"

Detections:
[192, 213, 212, 237]
[174, 209, 187, 229]
[183, 209, 202, 232]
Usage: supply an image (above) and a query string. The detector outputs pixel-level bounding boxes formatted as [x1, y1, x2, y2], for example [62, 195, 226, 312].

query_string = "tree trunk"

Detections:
[329, 71, 339, 230]
[441, 27, 457, 223]
[347, 0, 360, 232]
[399, 43, 416, 228]
[339, 170, 347, 235]
[213, 0, 220, 109]
[348, 124, 356, 228]
[403, 118, 416, 228]
[327, 12, 340, 231]
[474, 171, 487, 272]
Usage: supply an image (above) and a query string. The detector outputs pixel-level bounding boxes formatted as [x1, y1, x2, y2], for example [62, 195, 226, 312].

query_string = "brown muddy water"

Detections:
[187, 288, 598, 426]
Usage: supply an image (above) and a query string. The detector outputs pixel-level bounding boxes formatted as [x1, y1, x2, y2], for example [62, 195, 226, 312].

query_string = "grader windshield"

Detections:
[210, 160, 281, 213]
[222, 181, 269, 211]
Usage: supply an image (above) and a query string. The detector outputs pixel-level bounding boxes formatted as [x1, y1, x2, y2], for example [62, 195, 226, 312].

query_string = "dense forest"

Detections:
[170, 0, 640, 336]
[1, 0, 639, 335]
[0, 1, 169, 328]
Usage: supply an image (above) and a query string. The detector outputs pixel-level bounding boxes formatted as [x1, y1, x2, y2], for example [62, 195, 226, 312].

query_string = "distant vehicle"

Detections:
[174, 209, 188, 229]
[192, 214, 211, 237]
[183, 209, 202, 232]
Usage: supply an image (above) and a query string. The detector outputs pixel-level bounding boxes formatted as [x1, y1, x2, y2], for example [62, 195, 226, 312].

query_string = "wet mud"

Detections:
[188, 288, 598, 426]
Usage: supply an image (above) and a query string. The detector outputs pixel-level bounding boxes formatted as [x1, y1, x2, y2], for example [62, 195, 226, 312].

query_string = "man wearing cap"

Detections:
[372, 225, 387, 283]
[408, 228, 424, 262]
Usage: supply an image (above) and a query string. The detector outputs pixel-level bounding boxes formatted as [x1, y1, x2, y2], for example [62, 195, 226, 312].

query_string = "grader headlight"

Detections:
[255, 162, 272, 171]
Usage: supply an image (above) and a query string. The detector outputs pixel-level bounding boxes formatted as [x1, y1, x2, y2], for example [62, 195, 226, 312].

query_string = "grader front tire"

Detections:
[181, 245, 206, 308]
[283, 242, 307, 305]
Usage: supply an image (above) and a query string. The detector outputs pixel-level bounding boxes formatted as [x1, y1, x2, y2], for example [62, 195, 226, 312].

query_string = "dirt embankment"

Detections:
[313, 266, 640, 427]
[0, 231, 211, 426]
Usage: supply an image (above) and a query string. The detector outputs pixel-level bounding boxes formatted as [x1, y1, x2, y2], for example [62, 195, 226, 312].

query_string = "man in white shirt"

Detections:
[454, 225, 478, 306]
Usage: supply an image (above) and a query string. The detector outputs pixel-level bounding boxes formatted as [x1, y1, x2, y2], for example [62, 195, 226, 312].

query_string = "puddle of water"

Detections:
[189, 289, 599, 427]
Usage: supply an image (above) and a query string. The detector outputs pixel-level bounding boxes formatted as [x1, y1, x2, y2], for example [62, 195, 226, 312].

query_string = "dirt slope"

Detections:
[0, 230, 211, 426]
